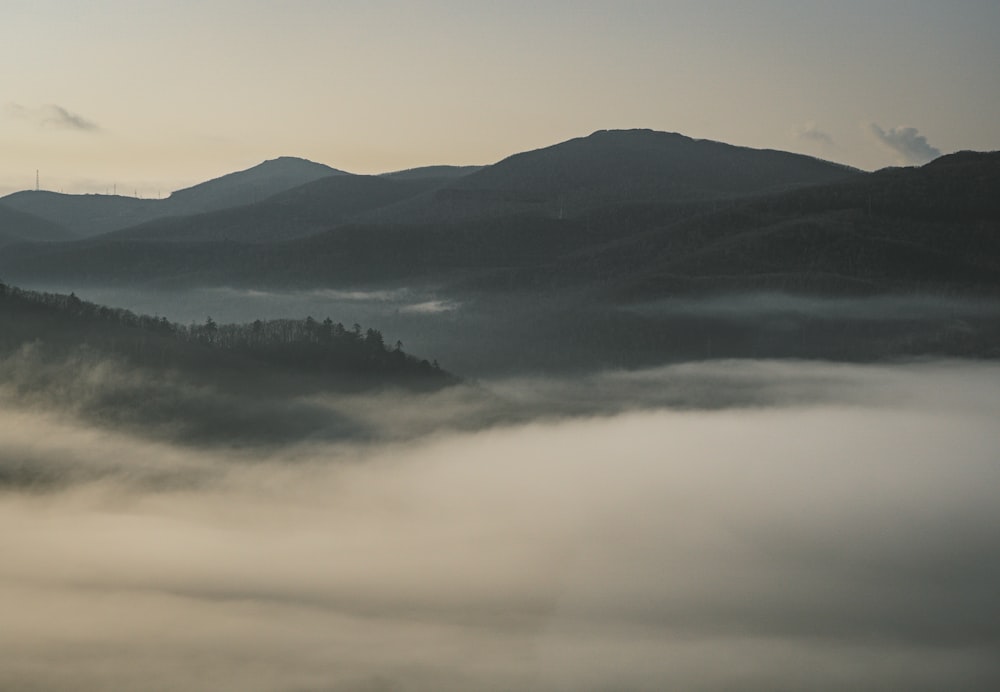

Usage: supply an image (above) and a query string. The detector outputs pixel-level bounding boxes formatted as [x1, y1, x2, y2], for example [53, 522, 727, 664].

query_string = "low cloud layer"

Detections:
[869, 123, 941, 165]
[5, 102, 100, 132]
[2, 361, 1000, 690]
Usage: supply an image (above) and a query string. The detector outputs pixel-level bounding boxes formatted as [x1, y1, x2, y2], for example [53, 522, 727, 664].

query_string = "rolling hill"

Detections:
[0, 203, 76, 247]
[0, 156, 345, 237]
[381, 165, 483, 180]
[166, 156, 347, 213]
[2, 134, 997, 303]
[357, 129, 861, 225]
[96, 174, 451, 243]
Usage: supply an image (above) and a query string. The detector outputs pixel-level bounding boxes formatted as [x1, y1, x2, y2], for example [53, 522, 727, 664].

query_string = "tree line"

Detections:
[0, 280, 449, 383]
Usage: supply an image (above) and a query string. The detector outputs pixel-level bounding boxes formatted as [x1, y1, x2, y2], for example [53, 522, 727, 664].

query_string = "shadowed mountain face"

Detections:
[166, 156, 347, 214]
[0, 191, 154, 240]
[358, 129, 861, 225]
[0, 203, 76, 247]
[546, 149, 1000, 298]
[4, 148, 997, 302]
[3, 132, 999, 327]
[459, 129, 859, 202]
[97, 174, 451, 243]
[0, 157, 345, 237]
[381, 164, 483, 180]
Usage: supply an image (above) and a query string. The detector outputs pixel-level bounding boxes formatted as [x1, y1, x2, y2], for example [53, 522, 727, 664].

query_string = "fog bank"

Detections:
[2, 361, 999, 690]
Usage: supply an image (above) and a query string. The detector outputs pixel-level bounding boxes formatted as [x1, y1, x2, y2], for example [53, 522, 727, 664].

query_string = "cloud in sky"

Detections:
[793, 121, 835, 147]
[5, 102, 100, 132]
[869, 123, 941, 165]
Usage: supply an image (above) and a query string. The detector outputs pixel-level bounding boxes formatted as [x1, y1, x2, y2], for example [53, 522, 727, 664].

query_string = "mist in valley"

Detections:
[2, 357, 999, 691]
[18, 282, 1000, 377]
[5, 2, 1000, 689]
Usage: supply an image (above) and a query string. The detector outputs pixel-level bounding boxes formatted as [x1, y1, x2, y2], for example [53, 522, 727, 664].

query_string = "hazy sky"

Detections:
[2, 0, 998, 196]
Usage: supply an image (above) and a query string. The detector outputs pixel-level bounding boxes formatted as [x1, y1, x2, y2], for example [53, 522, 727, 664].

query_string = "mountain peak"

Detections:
[255, 156, 346, 173]
[166, 157, 348, 213]
[587, 128, 688, 140]
[177, 156, 346, 191]
[444, 128, 858, 209]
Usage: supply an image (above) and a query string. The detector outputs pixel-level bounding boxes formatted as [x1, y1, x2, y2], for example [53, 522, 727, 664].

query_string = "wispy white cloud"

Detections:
[869, 123, 940, 165]
[5, 102, 100, 132]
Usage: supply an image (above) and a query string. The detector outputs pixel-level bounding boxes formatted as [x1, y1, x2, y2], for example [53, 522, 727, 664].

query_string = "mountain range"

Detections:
[0, 156, 346, 238]
[1, 129, 997, 299]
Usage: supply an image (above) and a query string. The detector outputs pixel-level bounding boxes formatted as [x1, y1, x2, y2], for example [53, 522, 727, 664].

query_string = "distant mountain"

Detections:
[4, 149, 996, 300]
[166, 156, 347, 214]
[99, 174, 448, 243]
[0, 191, 158, 239]
[0, 203, 76, 247]
[539, 149, 1000, 298]
[381, 165, 483, 180]
[359, 129, 860, 225]
[0, 157, 345, 238]
[5, 133, 997, 303]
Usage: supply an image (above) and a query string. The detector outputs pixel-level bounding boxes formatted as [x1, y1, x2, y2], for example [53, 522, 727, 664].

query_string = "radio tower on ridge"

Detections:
[35, 169, 39, 192]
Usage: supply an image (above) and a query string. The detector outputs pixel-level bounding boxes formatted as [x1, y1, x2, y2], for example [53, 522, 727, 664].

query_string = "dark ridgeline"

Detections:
[380, 164, 485, 180]
[93, 174, 453, 244]
[164, 156, 347, 215]
[0, 281, 451, 390]
[427, 129, 858, 210]
[0, 156, 347, 238]
[353, 128, 860, 226]
[1, 130, 998, 369]
[4, 147, 998, 298]
[560, 148, 1000, 299]
[2, 130, 997, 298]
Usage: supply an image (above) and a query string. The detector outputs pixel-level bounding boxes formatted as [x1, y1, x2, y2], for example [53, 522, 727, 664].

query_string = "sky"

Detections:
[2, 0, 999, 197]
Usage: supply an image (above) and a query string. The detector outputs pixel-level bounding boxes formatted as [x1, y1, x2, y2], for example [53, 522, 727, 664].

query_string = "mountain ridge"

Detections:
[3, 148, 995, 298]
[354, 129, 861, 226]
[0, 156, 347, 237]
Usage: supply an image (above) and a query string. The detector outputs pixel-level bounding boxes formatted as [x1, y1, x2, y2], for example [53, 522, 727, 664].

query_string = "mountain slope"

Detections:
[99, 174, 449, 243]
[381, 165, 483, 180]
[165, 156, 347, 214]
[0, 282, 452, 390]
[0, 203, 76, 247]
[539, 150, 1000, 297]
[0, 282, 453, 446]
[0, 191, 158, 239]
[3, 144, 996, 300]
[359, 129, 860, 225]
[0, 157, 345, 238]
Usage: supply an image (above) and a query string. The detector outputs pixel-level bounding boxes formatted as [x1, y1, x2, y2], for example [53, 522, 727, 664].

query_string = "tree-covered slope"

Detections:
[359, 129, 860, 225]
[0, 281, 451, 388]
[0, 203, 76, 247]
[99, 174, 449, 243]
[0, 157, 346, 237]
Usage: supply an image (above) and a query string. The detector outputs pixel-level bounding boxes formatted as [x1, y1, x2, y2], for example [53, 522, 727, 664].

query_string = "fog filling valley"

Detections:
[2, 358, 1000, 691]
[21, 284, 1000, 376]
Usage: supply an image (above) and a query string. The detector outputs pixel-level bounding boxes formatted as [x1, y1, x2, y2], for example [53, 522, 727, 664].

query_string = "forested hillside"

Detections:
[0, 281, 451, 389]
[3, 142, 995, 300]
[0, 157, 346, 237]
[98, 174, 451, 243]
[0, 203, 76, 247]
